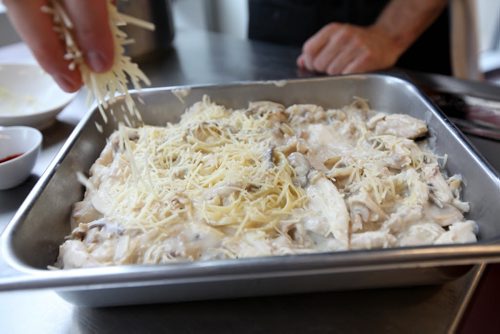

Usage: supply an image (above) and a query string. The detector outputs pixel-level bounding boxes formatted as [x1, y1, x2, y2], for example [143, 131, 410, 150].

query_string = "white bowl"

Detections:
[0, 64, 76, 129]
[0, 126, 42, 190]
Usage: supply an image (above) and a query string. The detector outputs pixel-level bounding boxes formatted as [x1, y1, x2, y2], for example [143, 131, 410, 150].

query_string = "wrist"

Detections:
[368, 22, 410, 59]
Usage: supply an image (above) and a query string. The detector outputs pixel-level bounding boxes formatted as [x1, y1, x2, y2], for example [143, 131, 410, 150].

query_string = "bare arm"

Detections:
[298, 0, 448, 75]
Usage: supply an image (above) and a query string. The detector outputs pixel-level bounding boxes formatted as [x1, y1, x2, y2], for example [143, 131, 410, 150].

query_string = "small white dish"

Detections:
[0, 64, 76, 129]
[0, 126, 42, 190]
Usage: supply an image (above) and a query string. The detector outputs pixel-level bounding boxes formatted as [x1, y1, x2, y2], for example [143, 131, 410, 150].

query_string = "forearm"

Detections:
[372, 0, 448, 57]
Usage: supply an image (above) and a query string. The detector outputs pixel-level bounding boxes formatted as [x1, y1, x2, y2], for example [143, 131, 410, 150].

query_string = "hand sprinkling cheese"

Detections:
[5, 0, 153, 125]
[42, 0, 154, 124]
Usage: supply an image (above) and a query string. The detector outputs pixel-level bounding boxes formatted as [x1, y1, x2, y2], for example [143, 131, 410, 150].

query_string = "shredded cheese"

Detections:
[57, 98, 477, 268]
[98, 97, 306, 238]
[43, 0, 153, 124]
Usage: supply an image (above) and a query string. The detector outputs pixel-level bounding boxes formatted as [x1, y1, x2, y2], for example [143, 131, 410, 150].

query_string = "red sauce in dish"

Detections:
[0, 153, 23, 164]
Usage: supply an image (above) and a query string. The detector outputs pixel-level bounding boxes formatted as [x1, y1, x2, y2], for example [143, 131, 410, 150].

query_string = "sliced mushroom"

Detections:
[304, 173, 350, 247]
[423, 164, 454, 207]
[368, 114, 428, 139]
[347, 191, 388, 232]
[424, 203, 464, 227]
[287, 152, 311, 187]
[286, 104, 326, 123]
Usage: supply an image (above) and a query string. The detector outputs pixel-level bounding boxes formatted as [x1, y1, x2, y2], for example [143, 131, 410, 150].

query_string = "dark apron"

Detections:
[248, 0, 451, 75]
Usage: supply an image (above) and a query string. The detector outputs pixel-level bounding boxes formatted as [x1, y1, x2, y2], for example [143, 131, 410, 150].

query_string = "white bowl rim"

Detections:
[0, 126, 43, 166]
[0, 63, 77, 118]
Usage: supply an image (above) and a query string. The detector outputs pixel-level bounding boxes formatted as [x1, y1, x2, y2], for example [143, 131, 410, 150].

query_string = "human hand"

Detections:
[4, 0, 114, 92]
[297, 23, 404, 75]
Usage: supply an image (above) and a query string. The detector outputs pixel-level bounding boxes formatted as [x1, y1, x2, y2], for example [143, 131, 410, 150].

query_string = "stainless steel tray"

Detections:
[1, 75, 499, 307]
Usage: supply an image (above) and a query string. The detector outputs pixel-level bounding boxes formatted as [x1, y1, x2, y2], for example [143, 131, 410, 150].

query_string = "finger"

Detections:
[4, 0, 82, 92]
[311, 30, 350, 73]
[325, 42, 358, 75]
[302, 23, 342, 71]
[63, 0, 114, 73]
[296, 54, 306, 68]
[342, 53, 374, 74]
[310, 24, 354, 73]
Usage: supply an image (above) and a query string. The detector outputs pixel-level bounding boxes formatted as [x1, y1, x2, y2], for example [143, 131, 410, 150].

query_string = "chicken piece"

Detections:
[392, 169, 429, 206]
[58, 240, 102, 269]
[434, 221, 478, 244]
[113, 235, 139, 264]
[71, 200, 103, 227]
[304, 173, 350, 247]
[368, 113, 427, 139]
[422, 168, 470, 212]
[397, 222, 445, 246]
[178, 223, 224, 260]
[350, 231, 397, 249]
[288, 152, 311, 187]
[424, 203, 464, 227]
[446, 175, 470, 212]
[223, 230, 297, 258]
[305, 123, 355, 156]
[422, 164, 454, 207]
[90, 190, 113, 216]
[382, 205, 423, 233]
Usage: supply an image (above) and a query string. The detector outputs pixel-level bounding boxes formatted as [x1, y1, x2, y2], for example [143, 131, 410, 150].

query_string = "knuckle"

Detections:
[337, 32, 350, 45]
[327, 67, 337, 75]
[313, 58, 325, 71]
[326, 22, 340, 31]
[363, 49, 374, 61]
[303, 41, 315, 54]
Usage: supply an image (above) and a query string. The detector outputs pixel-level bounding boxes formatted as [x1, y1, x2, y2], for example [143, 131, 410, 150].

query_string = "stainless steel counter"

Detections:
[0, 30, 498, 333]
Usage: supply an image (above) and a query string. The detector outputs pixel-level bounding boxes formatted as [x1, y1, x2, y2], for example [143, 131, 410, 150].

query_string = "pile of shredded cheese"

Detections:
[57, 97, 478, 268]
[98, 96, 305, 235]
[43, 0, 153, 124]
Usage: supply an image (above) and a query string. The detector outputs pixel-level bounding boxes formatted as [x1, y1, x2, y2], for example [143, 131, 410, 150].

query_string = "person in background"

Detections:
[4, 0, 449, 93]
[249, 0, 450, 76]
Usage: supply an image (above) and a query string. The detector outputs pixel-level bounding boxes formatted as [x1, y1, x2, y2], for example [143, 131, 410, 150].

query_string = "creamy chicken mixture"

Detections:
[57, 97, 477, 269]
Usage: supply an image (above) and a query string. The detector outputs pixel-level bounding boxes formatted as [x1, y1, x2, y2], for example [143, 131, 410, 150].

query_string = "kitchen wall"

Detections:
[208, 0, 248, 40]
[476, 0, 500, 73]
[172, 0, 248, 39]
[0, 4, 20, 46]
[477, 0, 500, 52]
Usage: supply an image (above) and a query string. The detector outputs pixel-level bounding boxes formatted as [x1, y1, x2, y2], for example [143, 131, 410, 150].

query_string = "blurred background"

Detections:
[0, 0, 498, 82]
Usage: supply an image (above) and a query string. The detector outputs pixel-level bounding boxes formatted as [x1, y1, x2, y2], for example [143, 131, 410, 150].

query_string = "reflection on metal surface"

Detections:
[425, 90, 500, 141]
[449, 263, 487, 333]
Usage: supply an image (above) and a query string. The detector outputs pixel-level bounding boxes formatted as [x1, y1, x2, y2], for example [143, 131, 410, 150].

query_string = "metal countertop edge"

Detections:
[448, 263, 487, 333]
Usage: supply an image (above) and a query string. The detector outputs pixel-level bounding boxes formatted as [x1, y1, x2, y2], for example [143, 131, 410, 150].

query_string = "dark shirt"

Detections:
[248, 0, 451, 75]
